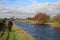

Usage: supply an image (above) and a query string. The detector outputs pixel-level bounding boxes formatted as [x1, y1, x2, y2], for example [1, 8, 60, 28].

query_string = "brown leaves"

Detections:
[33, 12, 50, 21]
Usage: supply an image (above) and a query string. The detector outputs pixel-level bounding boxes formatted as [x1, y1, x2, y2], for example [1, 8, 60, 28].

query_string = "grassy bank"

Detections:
[50, 22, 60, 29]
[0, 27, 8, 40]
[16, 20, 37, 24]
[17, 20, 51, 25]
[9, 24, 35, 40]
[17, 20, 60, 29]
[0, 24, 35, 40]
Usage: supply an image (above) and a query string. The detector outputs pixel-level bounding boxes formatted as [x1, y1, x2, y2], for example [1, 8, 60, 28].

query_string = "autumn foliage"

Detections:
[33, 12, 50, 24]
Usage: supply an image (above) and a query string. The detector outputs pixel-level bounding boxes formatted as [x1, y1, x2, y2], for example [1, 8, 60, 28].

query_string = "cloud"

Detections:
[21, 1, 60, 14]
[0, 2, 12, 13]
[14, 2, 26, 7]
[0, 1, 60, 18]
[24, 1, 60, 16]
[29, 0, 37, 4]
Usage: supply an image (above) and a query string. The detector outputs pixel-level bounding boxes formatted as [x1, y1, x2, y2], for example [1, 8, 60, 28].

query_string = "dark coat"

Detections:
[8, 21, 13, 28]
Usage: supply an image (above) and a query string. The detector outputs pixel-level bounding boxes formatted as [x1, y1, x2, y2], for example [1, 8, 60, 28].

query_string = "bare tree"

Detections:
[54, 14, 60, 24]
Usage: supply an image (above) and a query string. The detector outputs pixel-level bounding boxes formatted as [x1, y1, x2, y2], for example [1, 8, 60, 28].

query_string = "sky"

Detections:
[0, 0, 60, 18]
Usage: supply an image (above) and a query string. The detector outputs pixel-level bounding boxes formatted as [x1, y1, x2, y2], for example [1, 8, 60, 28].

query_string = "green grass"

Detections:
[9, 29, 26, 40]
[0, 28, 28, 40]
[0, 28, 27, 40]
[0, 28, 8, 40]
[0, 24, 34, 40]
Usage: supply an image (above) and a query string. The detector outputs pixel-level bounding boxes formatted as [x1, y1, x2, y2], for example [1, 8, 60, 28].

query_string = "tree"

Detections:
[26, 17, 33, 20]
[54, 14, 60, 24]
[33, 12, 50, 24]
[10, 16, 15, 20]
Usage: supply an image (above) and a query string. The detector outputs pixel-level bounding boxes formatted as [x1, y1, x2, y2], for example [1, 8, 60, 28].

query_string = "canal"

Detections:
[13, 21, 60, 40]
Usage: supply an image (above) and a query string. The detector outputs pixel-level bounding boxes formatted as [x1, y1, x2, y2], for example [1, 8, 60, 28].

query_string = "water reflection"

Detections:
[13, 21, 60, 40]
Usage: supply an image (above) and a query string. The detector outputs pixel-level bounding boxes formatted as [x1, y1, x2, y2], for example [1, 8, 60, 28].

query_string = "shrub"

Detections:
[54, 14, 60, 24]
[0, 18, 6, 32]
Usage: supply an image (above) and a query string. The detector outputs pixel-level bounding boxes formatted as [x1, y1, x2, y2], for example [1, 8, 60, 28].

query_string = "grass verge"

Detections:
[50, 22, 60, 29]
[0, 28, 8, 40]
[0, 24, 35, 40]
[9, 24, 35, 40]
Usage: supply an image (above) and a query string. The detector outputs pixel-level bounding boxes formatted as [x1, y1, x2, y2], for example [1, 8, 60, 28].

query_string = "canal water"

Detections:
[13, 21, 60, 40]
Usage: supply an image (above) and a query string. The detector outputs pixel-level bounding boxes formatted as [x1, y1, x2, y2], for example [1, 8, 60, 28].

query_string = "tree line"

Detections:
[26, 12, 60, 24]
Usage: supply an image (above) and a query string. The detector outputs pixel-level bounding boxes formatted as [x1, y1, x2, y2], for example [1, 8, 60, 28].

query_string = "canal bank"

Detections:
[9, 24, 35, 40]
[16, 20, 60, 29]
[14, 21, 60, 40]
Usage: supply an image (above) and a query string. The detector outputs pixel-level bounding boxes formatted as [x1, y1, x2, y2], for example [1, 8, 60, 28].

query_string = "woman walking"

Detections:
[8, 19, 13, 32]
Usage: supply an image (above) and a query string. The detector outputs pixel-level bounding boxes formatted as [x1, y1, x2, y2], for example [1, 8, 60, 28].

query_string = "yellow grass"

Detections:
[17, 20, 60, 29]
[16, 20, 39, 24]
[51, 22, 60, 29]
